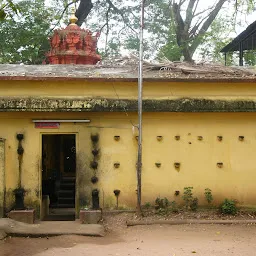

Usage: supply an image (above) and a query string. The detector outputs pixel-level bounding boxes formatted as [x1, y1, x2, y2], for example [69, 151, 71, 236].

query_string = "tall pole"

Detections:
[137, 0, 145, 213]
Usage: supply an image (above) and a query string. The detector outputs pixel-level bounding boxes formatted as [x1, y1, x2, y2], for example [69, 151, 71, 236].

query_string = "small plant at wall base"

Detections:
[155, 197, 170, 215]
[143, 202, 151, 209]
[154, 197, 179, 214]
[204, 188, 213, 204]
[182, 187, 198, 211]
[220, 199, 237, 215]
[80, 205, 90, 210]
[170, 201, 179, 213]
[182, 187, 193, 209]
[190, 198, 198, 211]
[155, 197, 170, 209]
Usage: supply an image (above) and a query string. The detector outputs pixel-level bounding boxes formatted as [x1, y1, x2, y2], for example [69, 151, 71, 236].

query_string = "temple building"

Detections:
[1, 11, 256, 221]
[45, 10, 100, 65]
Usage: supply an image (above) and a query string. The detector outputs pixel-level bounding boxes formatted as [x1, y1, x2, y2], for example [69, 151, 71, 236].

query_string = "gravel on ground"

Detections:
[2, 212, 256, 256]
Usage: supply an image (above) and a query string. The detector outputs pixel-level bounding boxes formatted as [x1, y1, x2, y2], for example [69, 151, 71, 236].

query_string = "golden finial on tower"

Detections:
[69, 7, 78, 25]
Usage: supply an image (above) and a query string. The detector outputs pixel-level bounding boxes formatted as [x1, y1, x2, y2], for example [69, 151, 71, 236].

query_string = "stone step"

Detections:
[60, 180, 76, 185]
[58, 190, 75, 197]
[58, 198, 75, 204]
[56, 204, 75, 208]
[43, 214, 75, 221]
[61, 177, 76, 183]
[60, 184, 75, 190]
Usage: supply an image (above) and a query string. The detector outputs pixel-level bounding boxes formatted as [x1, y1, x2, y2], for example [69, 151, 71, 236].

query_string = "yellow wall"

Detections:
[1, 79, 256, 217]
[2, 111, 256, 215]
[1, 80, 256, 99]
[0, 112, 138, 216]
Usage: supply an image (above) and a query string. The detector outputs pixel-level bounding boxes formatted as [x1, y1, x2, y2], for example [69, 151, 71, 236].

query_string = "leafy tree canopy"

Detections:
[0, 0, 256, 64]
[0, 0, 19, 20]
[0, 0, 63, 64]
[83, 0, 256, 62]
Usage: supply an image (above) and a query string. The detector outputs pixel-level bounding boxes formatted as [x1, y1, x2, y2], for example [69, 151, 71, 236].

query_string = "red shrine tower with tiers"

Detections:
[46, 8, 101, 65]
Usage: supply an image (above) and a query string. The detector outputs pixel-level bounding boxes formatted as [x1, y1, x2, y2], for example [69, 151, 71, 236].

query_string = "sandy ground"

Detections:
[2, 214, 256, 256]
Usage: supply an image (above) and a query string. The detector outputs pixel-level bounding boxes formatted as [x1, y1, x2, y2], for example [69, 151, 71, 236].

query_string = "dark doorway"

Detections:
[42, 134, 76, 220]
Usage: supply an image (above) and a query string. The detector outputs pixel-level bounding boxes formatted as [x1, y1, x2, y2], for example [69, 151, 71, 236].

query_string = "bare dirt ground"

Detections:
[2, 213, 256, 256]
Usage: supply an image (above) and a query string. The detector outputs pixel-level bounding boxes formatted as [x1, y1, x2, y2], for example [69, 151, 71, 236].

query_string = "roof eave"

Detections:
[1, 75, 256, 83]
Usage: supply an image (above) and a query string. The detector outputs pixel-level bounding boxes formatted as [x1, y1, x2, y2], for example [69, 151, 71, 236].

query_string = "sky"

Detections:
[15, 0, 256, 60]
[43, 0, 256, 35]
[181, 0, 255, 34]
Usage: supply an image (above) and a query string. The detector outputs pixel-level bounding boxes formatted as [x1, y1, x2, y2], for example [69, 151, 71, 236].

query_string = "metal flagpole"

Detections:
[137, 0, 145, 214]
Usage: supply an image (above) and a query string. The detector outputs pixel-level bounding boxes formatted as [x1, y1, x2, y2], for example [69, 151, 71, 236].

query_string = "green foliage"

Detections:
[123, 37, 151, 59]
[182, 187, 199, 211]
[155, 197, 170, 209]
[170, 200, 179, 213]
[0, 0, 67, 64]
[2, 0, 256, 64]
[91, 0, 256, 62]
[190, 198, 199, 211]
[244, 50, 256, 66]
[197, 16, 235, 64]
[0, 0, 19, 20]
[143, 202, 151, 209]
[204, 188, 213, 204]
[157, 23, 182, 61]
[155, 197, 169, 215]
[220, 199, 237, 215]
[0, 0, 52, 64]
[182, 187, 194, 209]
[155, 197, 179, 214]
[194, 7, 256, 64]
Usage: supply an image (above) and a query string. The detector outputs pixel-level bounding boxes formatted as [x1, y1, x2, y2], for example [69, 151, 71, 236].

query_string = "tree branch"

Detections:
[172, 2, 185, 46]
[192, 5, 215, 18]
[189, 5, 216, 37]
[99, 22, 108, 34]
[75, 0, 93, 26]
[192, 0, 199, 16]
[184, 0, 197, 32]
[49, 1, 77, 33]
[105, 0, 137, 34]
[104, 6, 110, 55]
[177, 0, 186, 7]
[190, 0, 227, 54]
[105, 0, 119, 13]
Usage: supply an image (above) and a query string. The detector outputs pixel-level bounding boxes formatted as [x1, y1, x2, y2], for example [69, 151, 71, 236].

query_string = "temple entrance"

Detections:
[42, 134, 76, 220]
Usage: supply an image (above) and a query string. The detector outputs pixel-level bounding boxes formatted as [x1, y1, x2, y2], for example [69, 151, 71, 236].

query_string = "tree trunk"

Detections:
[172, 0, 228, 62]
[172, 3, 194, 62]
[182, 45, 193, 62]
[75, 0, 93, 26]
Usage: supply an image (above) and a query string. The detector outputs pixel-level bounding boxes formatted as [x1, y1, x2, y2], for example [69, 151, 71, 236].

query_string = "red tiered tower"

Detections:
[46, 9, 101, 65]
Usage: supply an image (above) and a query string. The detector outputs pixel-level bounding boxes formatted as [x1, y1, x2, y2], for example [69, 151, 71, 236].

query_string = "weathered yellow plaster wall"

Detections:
[142, 112, 256, 207]
[0, 112, 137, 216]
[2, 78, 256, 217]
[1, 80, 256, 99]
[2, 111, 256, 215]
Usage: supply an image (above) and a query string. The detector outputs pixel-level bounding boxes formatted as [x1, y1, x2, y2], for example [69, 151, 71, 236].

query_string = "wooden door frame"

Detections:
[39, 132, 78, 219]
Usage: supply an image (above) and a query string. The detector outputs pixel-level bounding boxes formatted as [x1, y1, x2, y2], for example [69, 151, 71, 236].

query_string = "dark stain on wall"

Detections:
[76, 152, 92, 210]
[4, 189, 40, 218]
[1, 97, 256, 112]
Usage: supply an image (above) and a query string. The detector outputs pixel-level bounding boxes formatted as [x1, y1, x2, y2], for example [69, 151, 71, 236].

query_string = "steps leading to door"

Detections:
[58, 190, 74, 198]
[57, 176, 75, 208]
[44, 208, 76, 221]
